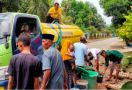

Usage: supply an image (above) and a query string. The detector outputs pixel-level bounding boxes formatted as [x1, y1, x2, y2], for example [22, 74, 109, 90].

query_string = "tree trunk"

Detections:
[0, 7, 2, 13]
[125, 39, 130, 46]
[0, 2, 3, 13]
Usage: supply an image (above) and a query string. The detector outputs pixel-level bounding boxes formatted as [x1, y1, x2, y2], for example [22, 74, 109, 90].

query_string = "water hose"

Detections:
[47, 21, 62, 47]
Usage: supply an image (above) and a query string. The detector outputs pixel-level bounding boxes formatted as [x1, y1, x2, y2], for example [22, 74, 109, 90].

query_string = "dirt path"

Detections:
[87, 37, 132, 53]
[87, 38, 132, 89]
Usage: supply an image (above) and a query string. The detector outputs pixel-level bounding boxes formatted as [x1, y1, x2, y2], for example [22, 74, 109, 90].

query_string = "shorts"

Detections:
[75, 66, 84, 79]
[109, 62, 121, 71]
[45, 15, 59, 23]
[45, 15, 54, 23]
[69, 59, 75, 63]
[64, 60, 72, 69]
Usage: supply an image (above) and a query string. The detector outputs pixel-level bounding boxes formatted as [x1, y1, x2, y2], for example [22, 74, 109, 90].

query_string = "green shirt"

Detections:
[105, 50, 123, 66]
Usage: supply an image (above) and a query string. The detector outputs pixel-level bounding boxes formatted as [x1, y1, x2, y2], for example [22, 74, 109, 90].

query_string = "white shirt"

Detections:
[88, 48, 101, 60]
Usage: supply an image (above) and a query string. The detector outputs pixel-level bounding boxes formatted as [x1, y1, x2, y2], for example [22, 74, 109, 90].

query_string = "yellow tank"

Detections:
[41, 23, 84, 45]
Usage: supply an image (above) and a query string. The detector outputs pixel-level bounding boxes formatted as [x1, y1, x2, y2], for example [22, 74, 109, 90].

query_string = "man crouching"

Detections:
[100, 50, 123, 84]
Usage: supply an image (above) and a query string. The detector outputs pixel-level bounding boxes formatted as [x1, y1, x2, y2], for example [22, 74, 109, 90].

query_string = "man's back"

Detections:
[106, 50, 123, 62]
[42, 47, 64, 89]
[74, 42, 87, 66]
[90, 48, 101, 59]
[8, 53, 42, 89]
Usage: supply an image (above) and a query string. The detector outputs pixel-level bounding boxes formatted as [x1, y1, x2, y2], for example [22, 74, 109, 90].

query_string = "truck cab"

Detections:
[0, 13, 43, 84]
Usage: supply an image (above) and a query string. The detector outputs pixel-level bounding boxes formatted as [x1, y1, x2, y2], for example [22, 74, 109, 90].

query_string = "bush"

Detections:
[122, 52, 132, 68]
[87, 26, 97, 34]
[122, 57, 130, 68]
[117, 12, 132, 42]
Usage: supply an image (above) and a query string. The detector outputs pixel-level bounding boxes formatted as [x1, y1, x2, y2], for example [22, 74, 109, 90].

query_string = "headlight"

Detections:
[0, 66, 8, 81]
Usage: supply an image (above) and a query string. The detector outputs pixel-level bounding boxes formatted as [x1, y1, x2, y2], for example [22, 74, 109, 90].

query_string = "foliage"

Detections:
[1, 0, 106, 30]
[117, 12, 132, 41]
[18, 0, 29, 13]
[62, 15, 73, 24]
[62, 0, 105, 32]
[87, 26, 97, 34]
[48, 0, 54, 6]
[100, 0, 132, 27]
[122, 52, 132, 68]
[106, 24, 116, 33]
[0, 0, 20, 12]
[27, 0, 49, 22]
[0, 0, 49, 22]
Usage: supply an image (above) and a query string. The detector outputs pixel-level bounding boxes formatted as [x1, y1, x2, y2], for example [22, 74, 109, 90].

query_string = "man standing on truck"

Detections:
[40, 34, 68, 89]
[8, 33, 42, 89]
[100, 50, 123, 84]
[45, 2, 62, 24]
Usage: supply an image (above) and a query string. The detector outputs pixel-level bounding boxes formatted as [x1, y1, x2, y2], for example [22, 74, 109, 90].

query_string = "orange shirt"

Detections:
[61, 40, 73, 61]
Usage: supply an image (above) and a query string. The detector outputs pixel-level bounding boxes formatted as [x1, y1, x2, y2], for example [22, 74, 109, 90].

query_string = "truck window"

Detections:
[13, 17, 41, 55]
[0, 14, 12, 44]
[15, 17, 39, 38]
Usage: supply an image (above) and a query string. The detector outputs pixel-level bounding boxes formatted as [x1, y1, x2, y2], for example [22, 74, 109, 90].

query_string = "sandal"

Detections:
[110, 80, 118, 84]
[104, 78, 111, 81]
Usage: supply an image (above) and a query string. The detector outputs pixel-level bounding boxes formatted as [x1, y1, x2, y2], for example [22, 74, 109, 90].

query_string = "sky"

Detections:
[56, 0, 112, 25]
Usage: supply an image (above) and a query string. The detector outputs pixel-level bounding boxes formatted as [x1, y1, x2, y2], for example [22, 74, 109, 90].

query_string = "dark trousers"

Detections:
[64, 60, 74, 89]
[76, 66, 84, 79]
[45, 15, 54, 23]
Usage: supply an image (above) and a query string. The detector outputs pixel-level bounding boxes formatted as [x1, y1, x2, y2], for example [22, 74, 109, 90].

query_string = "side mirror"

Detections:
[3, 32, 10, 38]
[3, 32, 10, 49]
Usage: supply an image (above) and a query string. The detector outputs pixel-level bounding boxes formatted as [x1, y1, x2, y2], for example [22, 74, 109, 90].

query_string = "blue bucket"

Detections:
[0, 80, 8, 87]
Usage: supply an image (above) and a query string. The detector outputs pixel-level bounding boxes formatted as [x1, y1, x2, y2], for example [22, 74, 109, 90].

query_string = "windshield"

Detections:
[0, 14, 13, 44]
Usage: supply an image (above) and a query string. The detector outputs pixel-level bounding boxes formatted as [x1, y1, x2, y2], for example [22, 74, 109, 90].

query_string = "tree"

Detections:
[62, 0, 105, 32]
[100, 0, 132, 28]
[0, 0, 20, 12]
[106, 24, 116, 33]
[27, 0, 49, 22]
[87, 26, 97, 34]
[18, 0, 29, 13]
[117, 11, 132, 46]
[0, 0, 50, 22]
[48, 0, 54, 6]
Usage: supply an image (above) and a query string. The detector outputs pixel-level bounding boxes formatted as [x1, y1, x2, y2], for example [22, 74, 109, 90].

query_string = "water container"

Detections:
[97, 74, 103, 83]
[76, 79, 88, 89]
[121, 81, 132, 90]
[82, 70, 98, 89]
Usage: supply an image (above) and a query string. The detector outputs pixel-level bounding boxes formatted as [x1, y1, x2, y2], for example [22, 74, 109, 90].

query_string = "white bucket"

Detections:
[76, 79, 88, 89]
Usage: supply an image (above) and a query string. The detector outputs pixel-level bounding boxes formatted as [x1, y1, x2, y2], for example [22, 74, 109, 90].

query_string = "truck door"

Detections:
[12, 16, 43, 60]
[0, 14, 13, 66]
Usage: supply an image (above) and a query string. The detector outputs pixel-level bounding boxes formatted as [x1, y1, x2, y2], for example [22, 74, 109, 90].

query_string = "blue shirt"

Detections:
[74, 42, 88, 66]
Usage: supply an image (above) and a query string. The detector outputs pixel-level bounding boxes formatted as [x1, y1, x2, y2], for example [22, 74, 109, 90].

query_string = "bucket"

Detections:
[76, 80, 88, 89]
[121, 81, 132, 90]
[0, 80, 8, 89]
[97, 74, 103, 83]
[82, 71, 98, 89]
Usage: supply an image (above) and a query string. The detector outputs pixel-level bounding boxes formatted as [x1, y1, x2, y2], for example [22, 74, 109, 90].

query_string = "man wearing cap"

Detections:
[45, 2, 62, 24]
[40, 34, 67, 89]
